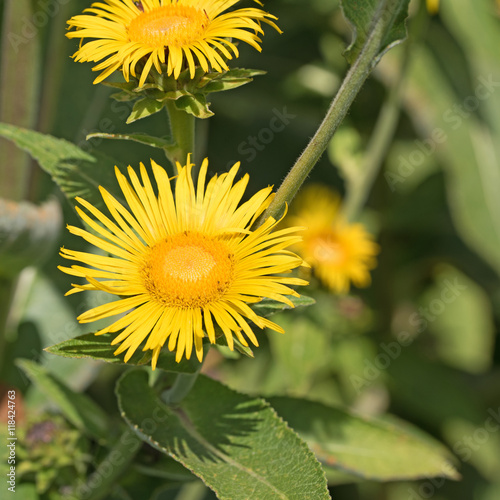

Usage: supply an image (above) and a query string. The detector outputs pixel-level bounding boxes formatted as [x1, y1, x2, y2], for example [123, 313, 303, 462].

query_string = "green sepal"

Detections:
[106, 65, 266, 123]
[173, 93, 214, 119]
[251, 294, 316, 317]
[126, 97, 167, 124]
[45, 332, 201, 374]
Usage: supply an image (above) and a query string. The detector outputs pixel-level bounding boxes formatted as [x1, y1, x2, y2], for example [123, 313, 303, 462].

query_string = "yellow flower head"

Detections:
[59, 157, 307, 368]
[66, 0, 281, 86]
[287, 184, 379, 294]
[426, 0, 439, 15]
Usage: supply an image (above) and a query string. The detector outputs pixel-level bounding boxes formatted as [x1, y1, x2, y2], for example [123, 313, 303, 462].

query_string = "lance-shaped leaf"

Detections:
[86, 132, 174, 152]
[45, 332, 202, 374]
[126, 97, 166, 124]
[251, 294, 316, 318]
[341, 0, 411, 65]
[0, 123, 123, 210]
[16, 359, 110, 443]
[117, 370, 330, 500]
[0, 198, 62, 278]
[268, 397, 460, 482]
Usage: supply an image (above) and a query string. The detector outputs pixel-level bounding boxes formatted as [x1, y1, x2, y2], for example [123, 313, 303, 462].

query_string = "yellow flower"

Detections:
[287, 184, 379, 294]
[66, 0, 281, 86]
[426, 0, 439, 15]
[59, 157, 307, 368]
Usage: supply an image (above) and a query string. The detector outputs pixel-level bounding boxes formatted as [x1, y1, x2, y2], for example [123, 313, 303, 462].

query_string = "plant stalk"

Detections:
[342, 1, 426, 221]
[165, 101, 196, 171]
[161, 362, 204, 405]
[85, 430, 141, 500]
[256, 0, 403, 226]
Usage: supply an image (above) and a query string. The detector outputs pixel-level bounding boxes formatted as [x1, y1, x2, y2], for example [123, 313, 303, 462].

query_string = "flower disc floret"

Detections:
[143, 232, 235, 309]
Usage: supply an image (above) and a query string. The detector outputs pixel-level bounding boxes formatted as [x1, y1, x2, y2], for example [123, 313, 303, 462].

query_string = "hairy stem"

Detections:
[256, 0, 403, 226]
[165, 101, 196, 171]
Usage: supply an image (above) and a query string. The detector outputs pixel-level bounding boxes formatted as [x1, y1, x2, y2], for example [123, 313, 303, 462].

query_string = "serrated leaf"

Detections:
[251, 294, 316, 317]
[0, 123, 123, 211]
[117, 371, 330, 500]
[341, 0, 410, 65]
[126, 97, 166, 124]
[16, 359, 110, 443]
[0, 199, 61, 278]
[45, 332, 202, 374]
[174, 95, 214, 119]
[86, 132, 174, 151]
[268, 396, 460, 482]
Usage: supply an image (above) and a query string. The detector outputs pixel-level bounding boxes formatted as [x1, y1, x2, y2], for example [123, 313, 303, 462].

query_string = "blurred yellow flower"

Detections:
[426, 0, 439, 15]
[66, 0, 281, 86]
[287, 185, 379, 294]
[59, 157, 306, 368]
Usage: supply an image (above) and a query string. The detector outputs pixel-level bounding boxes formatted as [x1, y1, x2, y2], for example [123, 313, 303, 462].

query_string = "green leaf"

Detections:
[199, 68, 266, 93]
[251, 294, 316, 317]
[102, 81, 137, 93]
[268, 396, 460, 482]
[117, 371, 330, 500]
[0, 123, 123, 211]
[400, 46, 500, 277]
[86, 132, 174, 151]
[16, 359, 110, 443]
[436, 0, 500, 277]
[174, 94, 214, 119]
[341, 0, 411, 65]
[45, 332, 202, 374]
[126, 97, 166, 124]
[265, 313, 331, 395]
[421, 265, 495, 374]
[0, 199, 62, 278]
[12, 484, 39, 500]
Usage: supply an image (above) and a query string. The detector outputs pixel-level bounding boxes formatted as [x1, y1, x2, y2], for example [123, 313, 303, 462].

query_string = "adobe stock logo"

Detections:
[7, 0, 72, 53]
[236, 107, 296, 163]
[385, 74, 500, 192]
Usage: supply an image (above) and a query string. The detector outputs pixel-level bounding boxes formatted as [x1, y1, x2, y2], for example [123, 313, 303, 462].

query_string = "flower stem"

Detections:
[85, 430, 141, 500]
[256, 0, 403, 226]
[165, 101, 195, 170]
[161, 362, 204, 405]
[342, 2, 426, 222]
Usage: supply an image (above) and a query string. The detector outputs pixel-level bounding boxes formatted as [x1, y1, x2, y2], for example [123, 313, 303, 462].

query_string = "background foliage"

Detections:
[1, 0, 500, 499]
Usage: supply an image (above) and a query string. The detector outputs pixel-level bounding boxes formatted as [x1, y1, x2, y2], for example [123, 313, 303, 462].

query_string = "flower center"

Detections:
[311, 232, 346, 264]
[128, 5, 208, 48]
[142, 232, 235, 309]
